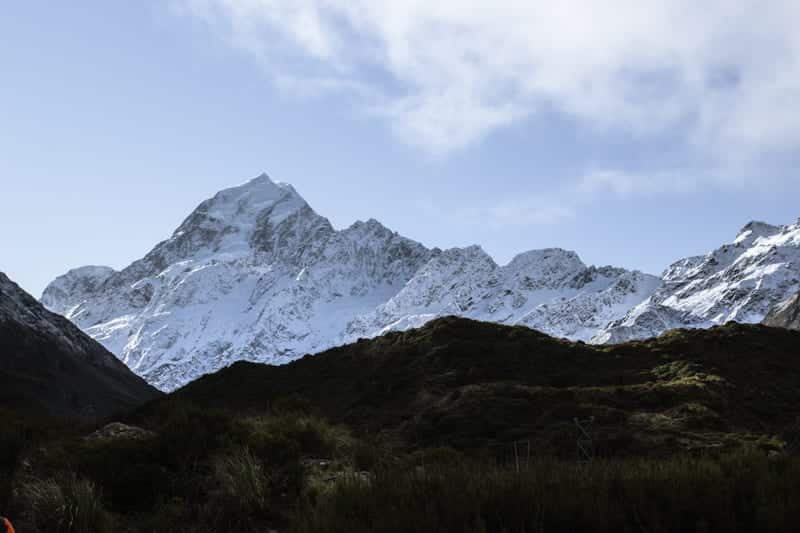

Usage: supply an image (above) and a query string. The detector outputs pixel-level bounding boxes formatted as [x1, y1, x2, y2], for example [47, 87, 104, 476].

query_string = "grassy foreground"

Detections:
[298, 454, 800, 533]
[3, 317, 800, 531]
[1, 401, 799, 532]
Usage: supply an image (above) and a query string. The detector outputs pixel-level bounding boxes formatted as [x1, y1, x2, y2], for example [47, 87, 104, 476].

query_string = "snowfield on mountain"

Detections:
[42, 174, 662, 390]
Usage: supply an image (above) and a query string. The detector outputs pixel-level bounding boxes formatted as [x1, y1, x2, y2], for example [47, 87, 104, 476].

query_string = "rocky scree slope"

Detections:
[43, 174, 658, 390]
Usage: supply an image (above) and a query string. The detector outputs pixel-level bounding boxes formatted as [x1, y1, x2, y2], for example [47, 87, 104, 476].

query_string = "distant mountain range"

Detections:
[0, 272, 159, 418]
[41, 174, 800, 390]
[597, 221, 800, 342]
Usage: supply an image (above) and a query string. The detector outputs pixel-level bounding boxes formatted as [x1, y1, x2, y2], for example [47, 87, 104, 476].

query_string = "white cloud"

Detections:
[174, 0, 800, 165]
[577, 169, 700, 196]
[415, 194, 574, 230]
[414, 165, 725, 231]
[480, 198, 575, 227]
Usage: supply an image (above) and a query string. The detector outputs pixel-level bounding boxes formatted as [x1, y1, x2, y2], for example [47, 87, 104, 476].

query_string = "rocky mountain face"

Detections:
[347, 247, 660, 342]
[0, 272, 159, 418]
[596, 220, 800, 343]
[43, 174, 658, 391]
[763, 291, 800, 330]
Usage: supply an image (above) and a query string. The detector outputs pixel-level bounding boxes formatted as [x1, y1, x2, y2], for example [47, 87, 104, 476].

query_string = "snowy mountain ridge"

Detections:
[595, 218, 800, 343]
[42, 174, 659, 390]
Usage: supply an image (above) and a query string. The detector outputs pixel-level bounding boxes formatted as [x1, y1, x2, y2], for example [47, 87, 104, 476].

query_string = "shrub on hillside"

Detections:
[213, 447, 269, 514]
[73, 437, 171, 514]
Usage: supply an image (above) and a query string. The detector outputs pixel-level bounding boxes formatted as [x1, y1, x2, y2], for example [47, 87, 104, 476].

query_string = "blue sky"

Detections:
[2, 1, 799, 297]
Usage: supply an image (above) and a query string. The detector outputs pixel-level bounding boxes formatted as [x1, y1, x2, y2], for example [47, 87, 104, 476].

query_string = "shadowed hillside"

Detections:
[0, 272, 160, 419]
[5, 316, 800, 531]
[171, 316, 800, 456]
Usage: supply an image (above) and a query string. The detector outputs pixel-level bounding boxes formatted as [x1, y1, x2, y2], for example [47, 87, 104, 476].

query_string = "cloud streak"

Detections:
[174, 0, 800, 169]
[447, 167, 720, 231]
[414, 193, 575, 236]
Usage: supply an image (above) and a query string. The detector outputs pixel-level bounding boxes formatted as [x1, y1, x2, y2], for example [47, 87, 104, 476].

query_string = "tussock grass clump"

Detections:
[213, 446, 269, 514]
[242, 414, 355, 459]
[15, 474, 112, 533]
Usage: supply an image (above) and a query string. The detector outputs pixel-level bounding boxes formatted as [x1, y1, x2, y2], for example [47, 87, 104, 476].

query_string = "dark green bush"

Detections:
[73, 438, 171, 513]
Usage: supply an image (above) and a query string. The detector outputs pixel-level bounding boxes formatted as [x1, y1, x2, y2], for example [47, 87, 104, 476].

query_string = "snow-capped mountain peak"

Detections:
[167, 173, 314, 261]
[733, 220, 781, 247]
[190, 173, 302, 227]
[504, 248, 586, 288]
[43, 174, 663, 390]
[596, 218, 800, 343]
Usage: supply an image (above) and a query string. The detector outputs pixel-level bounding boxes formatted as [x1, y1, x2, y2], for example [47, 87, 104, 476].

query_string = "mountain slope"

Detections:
[0, 272, 160, 418]
[170, 316, 800, 455]
[596, 219, 800, 343]
[349, 247, 659, 341]
[763, 291, 800, 330]
[43, 174, 657, 390]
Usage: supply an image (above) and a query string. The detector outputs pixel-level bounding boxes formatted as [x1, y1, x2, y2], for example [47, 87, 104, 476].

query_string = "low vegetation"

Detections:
[298, 453, 800, 533]
[15, 475, 111, 533]
[1, 317, 799, 531]
[3, 406, 800, 532]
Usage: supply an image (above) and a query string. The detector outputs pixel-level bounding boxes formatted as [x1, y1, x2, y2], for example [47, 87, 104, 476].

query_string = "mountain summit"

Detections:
[43, 174, 657, 390]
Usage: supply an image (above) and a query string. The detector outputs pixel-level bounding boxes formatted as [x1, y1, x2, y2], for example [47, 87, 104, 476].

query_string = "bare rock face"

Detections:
[763, 292, 800, 331]
[42, 173, 658, 391]
[85, 422, 156, 442]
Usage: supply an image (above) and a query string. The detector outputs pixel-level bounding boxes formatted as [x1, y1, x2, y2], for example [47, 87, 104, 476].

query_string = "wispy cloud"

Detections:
[415, 194, 574, 232]
[173, 0, 800, 173]
[577, 169, 700, 197]
[474, 198, 576, 228]
[441, 167, 715, 230]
